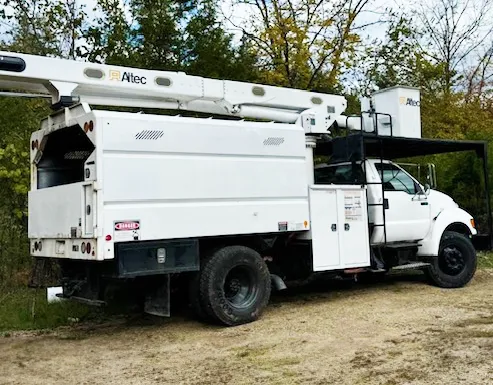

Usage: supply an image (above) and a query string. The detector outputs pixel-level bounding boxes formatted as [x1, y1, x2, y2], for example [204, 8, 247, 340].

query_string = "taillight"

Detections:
[81, 242, 86, 253]
[86, 242, 92, 254]
[84, 121, 94, 133]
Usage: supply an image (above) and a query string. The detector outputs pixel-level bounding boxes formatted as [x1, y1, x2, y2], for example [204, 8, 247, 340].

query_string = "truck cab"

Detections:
[315, 158, 476, 254]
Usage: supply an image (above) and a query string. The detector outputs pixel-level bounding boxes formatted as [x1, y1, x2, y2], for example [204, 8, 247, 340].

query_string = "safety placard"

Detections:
[344, 192, 363, 222]
[114, 220, 140, 241]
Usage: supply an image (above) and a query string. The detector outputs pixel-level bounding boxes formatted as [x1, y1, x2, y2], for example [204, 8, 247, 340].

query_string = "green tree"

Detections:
[183, 0, 258, 81]
[415, 0, 493, 93]
[129, 0, 192, 70]
[363, 16, 444, 95]
[233, 0, 373, 90]
[80, 0, 134, 65]
[1, 0, 87, 58]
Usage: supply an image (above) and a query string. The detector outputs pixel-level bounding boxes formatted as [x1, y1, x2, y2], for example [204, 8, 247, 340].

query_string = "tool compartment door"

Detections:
[339, 187, 371, 267]
[309, 185, 370, 271]
[309, 186, 340, 271]
[28, 181, 94, 238]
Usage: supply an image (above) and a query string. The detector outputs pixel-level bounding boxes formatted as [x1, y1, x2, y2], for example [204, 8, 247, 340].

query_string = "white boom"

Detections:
[0, 51, 347, 132]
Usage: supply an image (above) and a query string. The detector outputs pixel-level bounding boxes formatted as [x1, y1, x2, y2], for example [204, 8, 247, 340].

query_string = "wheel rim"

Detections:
[439, 245, 466, 276]
[223, 265, 257, 308]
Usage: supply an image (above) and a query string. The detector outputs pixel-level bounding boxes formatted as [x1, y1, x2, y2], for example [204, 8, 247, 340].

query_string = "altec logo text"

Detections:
[399, 97, 420, 107]
[109, 69, 147, 84]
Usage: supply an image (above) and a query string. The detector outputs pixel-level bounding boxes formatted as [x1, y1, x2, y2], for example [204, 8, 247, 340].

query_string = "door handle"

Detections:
[384, 199, 389, 209]
[421, 202, 429, 206]
[345, 223, 350, 231]
[331, 224, 337, 232]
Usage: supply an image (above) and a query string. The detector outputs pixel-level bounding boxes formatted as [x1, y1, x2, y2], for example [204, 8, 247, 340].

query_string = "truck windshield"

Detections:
[314, 163, 365, 185]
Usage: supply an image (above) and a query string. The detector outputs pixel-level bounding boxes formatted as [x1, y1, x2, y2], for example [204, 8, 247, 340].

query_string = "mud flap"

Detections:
[144, 274, 170, 317]
[370, 247, 385, 270]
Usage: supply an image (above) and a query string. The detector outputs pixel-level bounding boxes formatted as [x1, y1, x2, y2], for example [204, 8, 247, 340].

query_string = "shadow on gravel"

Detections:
[271, 270, 427, 303]
[58, 270, 430, 336]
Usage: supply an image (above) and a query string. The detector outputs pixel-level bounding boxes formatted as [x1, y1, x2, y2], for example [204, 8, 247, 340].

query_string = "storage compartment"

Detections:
[116, 239, 199, 277]
[309, 185, 370, 271]
[37, 125, 94, 189]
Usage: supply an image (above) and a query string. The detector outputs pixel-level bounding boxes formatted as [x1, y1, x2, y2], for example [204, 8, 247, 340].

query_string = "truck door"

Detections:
[373, 162, 431, 242]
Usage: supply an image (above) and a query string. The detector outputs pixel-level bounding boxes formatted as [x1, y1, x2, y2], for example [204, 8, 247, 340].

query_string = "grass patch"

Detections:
[478, 251, 493, 269]
[0, 287, 94, 332]
[233, 345, 271, 359]
[460, 330, 493, 338]
[456, 315, 493, 328]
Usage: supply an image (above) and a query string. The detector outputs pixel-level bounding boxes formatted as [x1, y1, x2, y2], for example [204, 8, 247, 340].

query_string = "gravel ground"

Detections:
[1, 270, 493, 385]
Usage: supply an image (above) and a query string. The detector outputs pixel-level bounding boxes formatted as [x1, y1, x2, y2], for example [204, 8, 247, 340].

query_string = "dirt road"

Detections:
[1, 271, 493, 385]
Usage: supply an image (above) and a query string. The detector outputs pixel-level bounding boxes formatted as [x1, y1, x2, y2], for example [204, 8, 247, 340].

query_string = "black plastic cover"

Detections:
[116, 239, 199, 277]
[0, 55, 26, 72]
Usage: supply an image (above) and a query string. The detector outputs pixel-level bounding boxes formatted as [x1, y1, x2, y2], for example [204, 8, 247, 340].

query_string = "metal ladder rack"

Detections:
[343, 111, 394, 246]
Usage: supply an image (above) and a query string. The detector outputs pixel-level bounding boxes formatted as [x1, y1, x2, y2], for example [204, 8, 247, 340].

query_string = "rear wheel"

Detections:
[425, 231, 477, 288]
[188, 272, 210, 321]
[198, 246, 271, 326]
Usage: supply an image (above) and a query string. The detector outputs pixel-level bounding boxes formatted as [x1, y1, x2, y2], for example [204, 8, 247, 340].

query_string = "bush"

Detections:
[0, 287, 92, 332]
[0, 213, 31, 289]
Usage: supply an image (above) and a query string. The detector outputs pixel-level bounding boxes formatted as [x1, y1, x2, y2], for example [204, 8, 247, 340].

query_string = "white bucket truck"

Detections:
[0, 52, 485, 326]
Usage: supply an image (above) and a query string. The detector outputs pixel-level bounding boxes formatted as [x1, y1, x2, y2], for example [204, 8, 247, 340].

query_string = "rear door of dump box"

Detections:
[28, 181, 95, 239]
[28, 108, 98, 259]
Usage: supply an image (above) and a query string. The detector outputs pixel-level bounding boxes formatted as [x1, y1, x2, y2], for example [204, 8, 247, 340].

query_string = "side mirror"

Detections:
[424, 183, 431, 196]
[427, 163, 437, 189]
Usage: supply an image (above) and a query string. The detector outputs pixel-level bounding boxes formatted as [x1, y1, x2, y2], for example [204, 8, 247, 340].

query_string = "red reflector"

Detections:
[105, 235, 112, 241]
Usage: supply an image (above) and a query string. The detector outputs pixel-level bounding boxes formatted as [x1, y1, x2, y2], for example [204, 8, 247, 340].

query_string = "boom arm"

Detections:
[0, 52, 347, 132]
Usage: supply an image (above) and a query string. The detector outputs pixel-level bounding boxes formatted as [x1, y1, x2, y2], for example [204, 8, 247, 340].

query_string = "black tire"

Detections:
[198, 245, 271, 326]
[188, 272, 210, 321]
[425, 231, 477, 288]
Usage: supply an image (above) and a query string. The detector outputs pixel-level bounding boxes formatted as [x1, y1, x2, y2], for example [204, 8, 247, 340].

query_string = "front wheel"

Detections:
[425, 231, 477, 288]
[198, 246, 271, 326]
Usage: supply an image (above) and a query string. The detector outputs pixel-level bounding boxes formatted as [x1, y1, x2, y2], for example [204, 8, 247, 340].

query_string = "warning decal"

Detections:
[114, 220, 140, 241]
[344, 192, 363, 222]
[278, 222, 305, 231]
